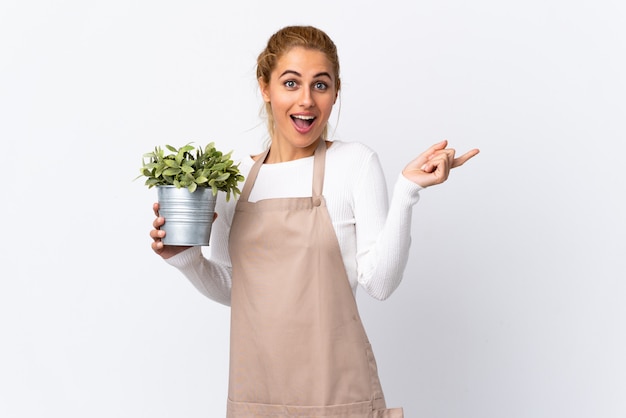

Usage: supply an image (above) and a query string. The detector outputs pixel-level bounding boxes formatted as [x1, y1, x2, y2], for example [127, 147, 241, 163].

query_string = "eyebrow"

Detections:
[279, 70, 333, 79]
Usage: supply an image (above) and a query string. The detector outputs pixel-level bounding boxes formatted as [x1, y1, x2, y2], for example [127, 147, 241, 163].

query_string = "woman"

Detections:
[150, 25, 478, 417]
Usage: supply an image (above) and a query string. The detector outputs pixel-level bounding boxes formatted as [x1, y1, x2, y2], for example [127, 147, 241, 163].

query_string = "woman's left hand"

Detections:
[402, 140, 480, 188]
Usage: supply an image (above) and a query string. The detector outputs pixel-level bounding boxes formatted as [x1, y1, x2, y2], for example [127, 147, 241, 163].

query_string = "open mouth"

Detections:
[291, 114, 316, 130]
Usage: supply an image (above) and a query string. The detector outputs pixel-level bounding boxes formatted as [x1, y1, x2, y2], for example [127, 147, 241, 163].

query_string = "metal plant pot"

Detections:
[157, 185, 217, 246]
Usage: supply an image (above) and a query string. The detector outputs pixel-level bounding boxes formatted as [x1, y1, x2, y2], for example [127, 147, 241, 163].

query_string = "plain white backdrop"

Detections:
[1, 0, 624, 417]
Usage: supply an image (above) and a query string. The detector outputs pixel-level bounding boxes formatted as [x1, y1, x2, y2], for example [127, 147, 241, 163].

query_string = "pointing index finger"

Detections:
[452, 148, 480, 168]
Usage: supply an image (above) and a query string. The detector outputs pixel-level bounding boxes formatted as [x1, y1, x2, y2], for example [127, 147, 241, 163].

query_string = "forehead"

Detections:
[274, 47, 334, 78]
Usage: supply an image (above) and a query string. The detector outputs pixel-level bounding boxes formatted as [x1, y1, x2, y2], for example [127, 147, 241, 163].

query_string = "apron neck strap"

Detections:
[311, 139, 326, 205]
[239, 140, 327, 203]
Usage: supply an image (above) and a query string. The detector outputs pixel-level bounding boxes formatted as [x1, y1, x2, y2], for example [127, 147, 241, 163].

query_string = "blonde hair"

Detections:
[256, 25, 341, 143]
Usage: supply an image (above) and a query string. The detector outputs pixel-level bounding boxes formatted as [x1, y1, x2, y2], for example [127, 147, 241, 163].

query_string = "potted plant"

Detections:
[138, 142, 244, 246]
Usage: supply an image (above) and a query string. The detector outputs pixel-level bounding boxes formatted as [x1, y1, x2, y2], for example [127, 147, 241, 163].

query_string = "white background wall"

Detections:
[1, 0, 624, 417]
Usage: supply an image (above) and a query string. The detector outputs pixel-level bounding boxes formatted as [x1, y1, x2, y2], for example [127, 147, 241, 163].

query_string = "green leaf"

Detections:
[212, 162, 227, 171]
[181, 165, 194, 174]
[180, 144, 195, 153]
[163, 167, 182, 176]
[163, 159, 179, 168]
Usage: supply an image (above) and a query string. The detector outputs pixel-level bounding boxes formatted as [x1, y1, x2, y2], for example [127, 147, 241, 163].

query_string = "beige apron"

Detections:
[227, 140, 403, 417]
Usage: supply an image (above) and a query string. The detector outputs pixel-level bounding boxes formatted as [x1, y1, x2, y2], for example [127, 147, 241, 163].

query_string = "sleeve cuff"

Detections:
[394, 173, 422, 207]
[164, 246, 203, 269]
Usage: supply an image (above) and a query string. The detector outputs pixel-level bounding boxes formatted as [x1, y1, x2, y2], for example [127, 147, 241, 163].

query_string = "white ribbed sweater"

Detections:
[165, 140, 422, 306]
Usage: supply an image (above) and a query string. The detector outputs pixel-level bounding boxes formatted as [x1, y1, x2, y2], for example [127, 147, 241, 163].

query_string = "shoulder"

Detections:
[328, 140, 377, 158]
[327, 140, 381, 172]
[324, 141, 386, 195]
[327, 140, 379, 168]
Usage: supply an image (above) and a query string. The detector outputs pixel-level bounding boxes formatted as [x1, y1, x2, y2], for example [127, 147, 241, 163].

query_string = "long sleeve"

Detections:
[352, 152, 422, 300]
[164, 245, 232, 306]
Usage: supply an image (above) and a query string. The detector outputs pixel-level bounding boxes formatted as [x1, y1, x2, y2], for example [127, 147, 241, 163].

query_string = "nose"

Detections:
[299, 86, 315, 108]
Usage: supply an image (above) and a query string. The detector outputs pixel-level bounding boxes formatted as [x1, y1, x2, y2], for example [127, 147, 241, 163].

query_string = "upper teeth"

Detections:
[293, 115, 314, 120]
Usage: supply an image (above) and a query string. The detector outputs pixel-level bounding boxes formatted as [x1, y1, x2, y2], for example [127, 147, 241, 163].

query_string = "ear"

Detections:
[258, 77, 271, 103]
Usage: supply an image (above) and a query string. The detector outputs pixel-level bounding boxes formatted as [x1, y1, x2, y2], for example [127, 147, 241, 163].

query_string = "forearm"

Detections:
[165, 246, 232, 306]
[357, 174, 421, 300]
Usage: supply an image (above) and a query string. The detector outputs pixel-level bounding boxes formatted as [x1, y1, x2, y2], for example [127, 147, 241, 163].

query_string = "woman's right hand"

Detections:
[150, 202, 192, 259]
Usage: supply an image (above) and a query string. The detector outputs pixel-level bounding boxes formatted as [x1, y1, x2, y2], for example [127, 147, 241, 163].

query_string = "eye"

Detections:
[284, 80, 297, 89]
[314, 82, 328, 91]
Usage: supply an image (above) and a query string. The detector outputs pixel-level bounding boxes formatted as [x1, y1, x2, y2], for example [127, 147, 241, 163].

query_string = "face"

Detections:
[259, 47, 338, 161]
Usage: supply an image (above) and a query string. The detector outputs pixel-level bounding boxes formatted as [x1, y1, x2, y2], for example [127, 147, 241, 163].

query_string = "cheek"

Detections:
[318, 96, 336, 115]
[268, 95, 291, 114]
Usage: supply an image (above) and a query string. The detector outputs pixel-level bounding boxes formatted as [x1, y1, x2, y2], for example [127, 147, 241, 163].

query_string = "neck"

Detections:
[265, 140, 322, 164]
